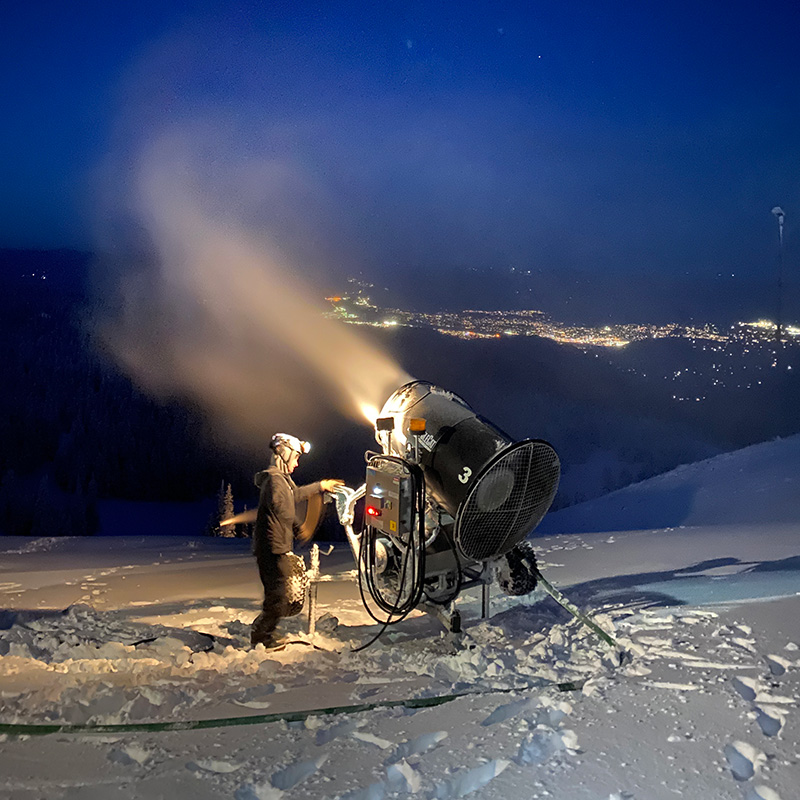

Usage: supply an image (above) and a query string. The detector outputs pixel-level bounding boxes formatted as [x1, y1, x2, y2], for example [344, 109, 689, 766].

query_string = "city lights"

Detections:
[324, 289, 799, 405]
[325, 291, 788, 351]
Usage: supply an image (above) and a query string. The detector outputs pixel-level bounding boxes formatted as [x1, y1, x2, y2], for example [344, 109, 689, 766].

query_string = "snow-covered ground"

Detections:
[1, 438, 799, 799]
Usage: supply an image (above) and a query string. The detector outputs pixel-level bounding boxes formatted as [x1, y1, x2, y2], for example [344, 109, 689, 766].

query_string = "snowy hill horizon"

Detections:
[539, 433, 800, 535]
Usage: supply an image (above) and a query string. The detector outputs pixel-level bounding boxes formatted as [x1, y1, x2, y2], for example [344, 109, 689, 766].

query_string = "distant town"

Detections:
[326, 278, 798, 350]
[326, 278, 800, 404]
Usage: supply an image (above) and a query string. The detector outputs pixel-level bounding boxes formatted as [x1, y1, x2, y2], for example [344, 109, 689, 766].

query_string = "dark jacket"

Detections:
[253, 467, 322, 555]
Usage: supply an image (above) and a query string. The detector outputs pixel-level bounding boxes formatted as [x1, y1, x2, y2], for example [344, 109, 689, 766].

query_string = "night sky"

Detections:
[3, 0, 799, 287]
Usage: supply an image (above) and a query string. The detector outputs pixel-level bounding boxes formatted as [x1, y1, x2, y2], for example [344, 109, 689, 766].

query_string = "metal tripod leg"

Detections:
[431, 603, 462, 635]
[307, 581, 318, 635]
[481, 582, 490, 619]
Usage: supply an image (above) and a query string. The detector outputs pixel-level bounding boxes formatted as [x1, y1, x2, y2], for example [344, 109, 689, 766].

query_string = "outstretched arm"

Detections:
[293, 480, 344, 544]
[294, 479, 344, 501]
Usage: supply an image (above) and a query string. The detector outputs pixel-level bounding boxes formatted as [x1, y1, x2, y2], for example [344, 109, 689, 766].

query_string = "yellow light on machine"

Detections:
[409, 418, 427, 434]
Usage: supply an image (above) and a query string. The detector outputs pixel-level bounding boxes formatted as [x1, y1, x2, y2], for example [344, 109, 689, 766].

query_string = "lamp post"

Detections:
[772, 206, 785, 344]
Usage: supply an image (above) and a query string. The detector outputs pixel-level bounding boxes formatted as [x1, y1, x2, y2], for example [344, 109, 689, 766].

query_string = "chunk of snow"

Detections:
[107, 744, 152, 766]
[233, 699, 272, 709]
[744, 787, 782, 800]
[387, 731, 448, 764]
[754, 705, 785, 737]
[724, 741, 765, 781]
[642, 681, 699, 691]
[235, 782, 284, 800]
[433, 759, 510, 798]
[315, 718, 361, 745]
[480, 698, 530, 727]
[516, 728, 565, 765]
[732, 676, 759, 701]
[560, 728, 579, 753]
[386, 760, 422, 793]
[270, 754, 327, 790]
[764, 654, 791, 676]
[352, 731, 393, 749]
[187, 758, 244, 773]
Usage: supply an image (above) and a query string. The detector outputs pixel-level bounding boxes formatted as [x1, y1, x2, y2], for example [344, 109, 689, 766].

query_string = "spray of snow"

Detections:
[97, 131, 408, 445]
[94, 28, 410, 446]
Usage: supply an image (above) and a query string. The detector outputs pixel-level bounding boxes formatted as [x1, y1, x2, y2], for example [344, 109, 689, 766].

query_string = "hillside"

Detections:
[538, 434, 800, 534]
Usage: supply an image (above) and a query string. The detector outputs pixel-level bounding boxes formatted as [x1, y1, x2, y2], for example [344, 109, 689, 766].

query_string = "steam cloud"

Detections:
[99, 130, 409, 451]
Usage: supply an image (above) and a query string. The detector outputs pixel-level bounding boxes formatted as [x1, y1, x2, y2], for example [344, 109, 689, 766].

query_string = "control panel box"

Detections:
[364, 462, 414, 537]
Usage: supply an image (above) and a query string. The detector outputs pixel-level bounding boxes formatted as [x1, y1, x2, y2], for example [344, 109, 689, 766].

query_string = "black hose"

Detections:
[352, 455, 427, 649]
[365, 456, 426, 617]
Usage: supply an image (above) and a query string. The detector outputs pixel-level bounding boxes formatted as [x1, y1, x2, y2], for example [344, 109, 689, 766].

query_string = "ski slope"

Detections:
[539, 434, 800, 534]
[1, 438, 799, 799]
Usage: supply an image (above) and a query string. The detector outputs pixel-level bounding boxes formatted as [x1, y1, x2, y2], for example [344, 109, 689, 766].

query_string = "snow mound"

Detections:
[539, 434, 800, 533]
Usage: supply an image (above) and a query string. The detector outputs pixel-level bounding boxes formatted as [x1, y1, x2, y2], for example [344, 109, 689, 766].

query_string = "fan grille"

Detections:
[454, 440, 559, 562]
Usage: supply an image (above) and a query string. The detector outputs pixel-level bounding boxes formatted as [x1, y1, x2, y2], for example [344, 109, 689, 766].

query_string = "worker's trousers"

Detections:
[251, 551, 292, 646]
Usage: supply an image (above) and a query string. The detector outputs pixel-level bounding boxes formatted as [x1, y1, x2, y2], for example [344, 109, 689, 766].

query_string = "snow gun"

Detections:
[332, 380, 561, 635]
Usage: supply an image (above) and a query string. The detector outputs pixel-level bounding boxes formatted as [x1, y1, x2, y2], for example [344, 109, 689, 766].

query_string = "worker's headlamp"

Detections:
[270, 433, 311, 456]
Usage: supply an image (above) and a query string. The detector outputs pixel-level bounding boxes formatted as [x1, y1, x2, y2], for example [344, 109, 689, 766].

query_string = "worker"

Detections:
[251, 432, 343, 647]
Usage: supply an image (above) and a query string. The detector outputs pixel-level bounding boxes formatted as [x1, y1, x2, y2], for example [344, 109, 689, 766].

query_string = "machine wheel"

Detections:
[496, 540, 538, 596]
[285, 553, 309, 616]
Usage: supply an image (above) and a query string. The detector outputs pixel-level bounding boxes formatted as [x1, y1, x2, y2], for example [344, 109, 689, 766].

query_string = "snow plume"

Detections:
[97, 129, 409, 447]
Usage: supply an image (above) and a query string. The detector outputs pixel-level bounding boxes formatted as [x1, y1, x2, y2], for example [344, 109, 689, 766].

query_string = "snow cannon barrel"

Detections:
[376, 381, 560, 562]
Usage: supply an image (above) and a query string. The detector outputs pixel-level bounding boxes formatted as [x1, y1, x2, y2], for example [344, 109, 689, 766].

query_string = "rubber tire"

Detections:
[497, 540, 538, 597]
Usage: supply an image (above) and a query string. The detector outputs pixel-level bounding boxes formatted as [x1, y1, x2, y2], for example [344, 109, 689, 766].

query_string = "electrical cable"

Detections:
[364, 455, 425, 617]
[355, 492, 414, 623]
[351, 454, 427, 651]
[352, 513, 418, 652]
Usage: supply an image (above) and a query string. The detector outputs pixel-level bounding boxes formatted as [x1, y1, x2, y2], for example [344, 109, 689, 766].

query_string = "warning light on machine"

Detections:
[366, 506, 382, 517]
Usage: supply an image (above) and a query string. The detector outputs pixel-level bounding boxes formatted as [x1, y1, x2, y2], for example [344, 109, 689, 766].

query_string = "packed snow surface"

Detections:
[1, 437, 800, 799]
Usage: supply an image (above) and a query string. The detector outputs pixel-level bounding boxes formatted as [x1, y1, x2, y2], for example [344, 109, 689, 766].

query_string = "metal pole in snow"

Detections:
[772, 206, 785, 345]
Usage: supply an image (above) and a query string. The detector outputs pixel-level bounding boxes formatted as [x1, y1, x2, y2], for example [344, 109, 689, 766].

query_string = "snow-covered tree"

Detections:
[206, 481, 235, 537]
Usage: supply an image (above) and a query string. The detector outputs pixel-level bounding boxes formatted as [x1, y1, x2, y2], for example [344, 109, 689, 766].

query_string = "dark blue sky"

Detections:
[2, 0, 799, 285]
